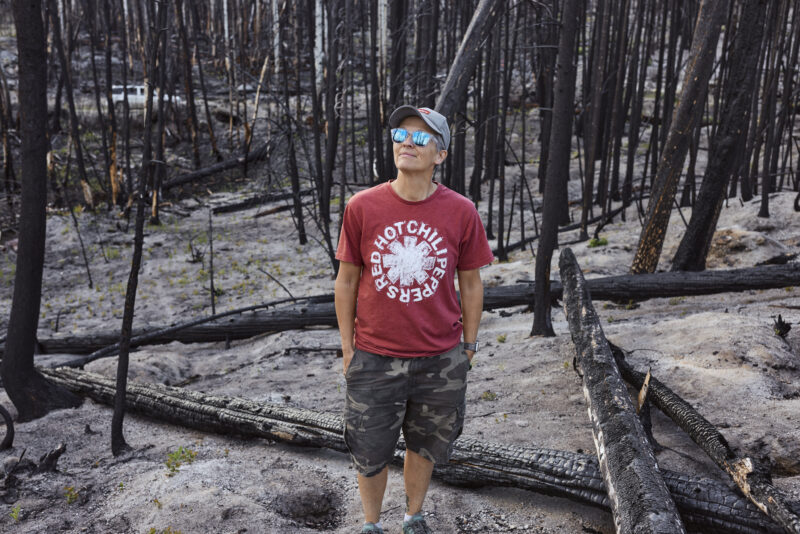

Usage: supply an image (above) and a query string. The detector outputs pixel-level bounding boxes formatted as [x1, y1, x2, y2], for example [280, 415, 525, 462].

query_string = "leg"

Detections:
[358, 466, 389, 523]
[404, 449, 435, 515]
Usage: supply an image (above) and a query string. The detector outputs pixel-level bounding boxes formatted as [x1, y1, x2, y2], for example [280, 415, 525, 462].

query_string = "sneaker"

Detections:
[361, 522, 384, 533]
[403, 513, 432, 534]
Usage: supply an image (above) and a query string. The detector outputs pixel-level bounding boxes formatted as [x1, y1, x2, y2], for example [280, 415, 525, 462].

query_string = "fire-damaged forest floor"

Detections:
[1, 181, 799, 533]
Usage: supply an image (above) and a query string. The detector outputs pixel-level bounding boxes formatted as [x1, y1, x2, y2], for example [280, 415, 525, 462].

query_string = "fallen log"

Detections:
[610, 343, 800, 534]
[211, 189, 313, 215]
[3, 263, 797, 359]
[56, 295, 333, 367]
[7, 299, 338, 358]
[559, 247, 686, 534]
[162, 142, 271, 190]
[41, 366, 789, 534]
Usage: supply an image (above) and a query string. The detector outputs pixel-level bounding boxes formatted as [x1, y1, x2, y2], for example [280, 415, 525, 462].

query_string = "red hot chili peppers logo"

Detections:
[369, 220, 448, 303]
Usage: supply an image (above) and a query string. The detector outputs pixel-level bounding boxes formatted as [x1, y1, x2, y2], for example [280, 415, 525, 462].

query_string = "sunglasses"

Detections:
[391, 128, 435, 147]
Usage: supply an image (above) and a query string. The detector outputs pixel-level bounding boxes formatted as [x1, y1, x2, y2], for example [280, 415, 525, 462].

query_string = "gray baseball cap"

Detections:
[388, 106, 450, 150]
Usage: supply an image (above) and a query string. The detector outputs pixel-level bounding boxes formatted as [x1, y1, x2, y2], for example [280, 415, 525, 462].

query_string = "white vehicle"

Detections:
[111, 85, 184, 108]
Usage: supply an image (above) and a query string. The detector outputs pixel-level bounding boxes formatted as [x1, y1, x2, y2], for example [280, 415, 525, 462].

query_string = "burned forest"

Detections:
[1, 0, 799, 532]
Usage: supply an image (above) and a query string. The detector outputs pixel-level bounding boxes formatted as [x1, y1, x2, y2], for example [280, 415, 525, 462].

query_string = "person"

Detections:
[334, 105, 494, 534]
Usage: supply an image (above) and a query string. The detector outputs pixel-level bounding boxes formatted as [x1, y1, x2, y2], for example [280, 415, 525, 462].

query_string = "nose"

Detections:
[400, 132, 415, 147]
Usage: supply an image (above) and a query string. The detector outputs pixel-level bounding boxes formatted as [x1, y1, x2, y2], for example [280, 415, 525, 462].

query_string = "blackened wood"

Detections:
[611, 345, 800, 534]
[0, 403, 13, 450]
[671, 0, 767, 271]
[42, 367, 788, 534]
[4, 263, 799, 359]
[435, 0, 506, 118]
[211, 189, 313, 215]
[175, 0, 201, 170]
[47, 0, 92, 207]
[112, 0, 168, 457]
[631, 0, 728, 274]
[560, 247, 686, 534]
[1, 0, 82, 421]
[580, 0, 610, 239]
[188, 0, 221, 161]
[532, 0, 580, 337]
[162, 141, 271, 190]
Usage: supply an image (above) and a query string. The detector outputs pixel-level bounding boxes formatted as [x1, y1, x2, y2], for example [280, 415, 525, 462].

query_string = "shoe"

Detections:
[403, 513, 432, 534]
[361, 522, 384, 533]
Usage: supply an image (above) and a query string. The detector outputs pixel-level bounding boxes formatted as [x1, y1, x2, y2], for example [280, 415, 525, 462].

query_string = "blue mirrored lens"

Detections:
[391, 128, 408, 143]
[411, 131, 432, 146]
[391, 128, 432, 147]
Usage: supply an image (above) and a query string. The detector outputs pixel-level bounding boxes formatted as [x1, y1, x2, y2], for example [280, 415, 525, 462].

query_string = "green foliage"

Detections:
[496, 334, 507, 343]
[64, 486, 79, 504]
[587, 237, 608, 248]
[165, 447, 198, 477]
[480, 390, 497, 401]
[148, 528, 183, 534]
[10, 505, 21, 522]
[668, 296, 685, 305]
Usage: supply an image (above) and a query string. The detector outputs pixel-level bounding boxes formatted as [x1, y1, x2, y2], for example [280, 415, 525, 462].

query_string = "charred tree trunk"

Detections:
[175, 0, 201, 169]
[671, 0, 766, 272]
[531, 0, 579, 337]
[580, 0, 609, 239]
[631, 0, 728, 274]
[111, 0, 167, 457]
[1, 0, 82, 421]
[560, 247, 686, 534]
[48, 0, 92, 208]
[435, 0, 506, 119]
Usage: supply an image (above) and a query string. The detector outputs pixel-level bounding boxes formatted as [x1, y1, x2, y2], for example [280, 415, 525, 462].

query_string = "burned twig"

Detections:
[257, 267, 294, 299]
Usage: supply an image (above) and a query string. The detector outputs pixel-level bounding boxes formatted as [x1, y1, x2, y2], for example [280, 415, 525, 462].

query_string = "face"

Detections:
[392, 116, 447, 174]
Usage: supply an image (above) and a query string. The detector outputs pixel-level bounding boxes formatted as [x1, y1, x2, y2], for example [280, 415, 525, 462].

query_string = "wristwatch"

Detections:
[463, 341, 479, 352]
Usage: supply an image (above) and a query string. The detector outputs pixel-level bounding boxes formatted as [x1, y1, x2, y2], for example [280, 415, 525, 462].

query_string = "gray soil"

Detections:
[1, 184, 799, 534]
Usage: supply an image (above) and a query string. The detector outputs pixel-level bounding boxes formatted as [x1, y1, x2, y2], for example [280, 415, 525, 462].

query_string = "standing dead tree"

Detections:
[1, 0, 82, 421]
[111, 0, 167, 457]
[435, 0, 505, 118]
[671, 0, 767, 271]
[560, 247, 686, 534]
[531, 0, 579, 337]
[631, 0, 728, 274]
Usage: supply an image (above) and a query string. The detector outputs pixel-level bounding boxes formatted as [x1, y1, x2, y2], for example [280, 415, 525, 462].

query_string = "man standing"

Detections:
[335, 106, 494, 534]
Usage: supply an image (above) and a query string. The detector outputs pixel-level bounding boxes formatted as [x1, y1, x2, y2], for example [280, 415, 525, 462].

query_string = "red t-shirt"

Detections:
[336, 181, 495, 357]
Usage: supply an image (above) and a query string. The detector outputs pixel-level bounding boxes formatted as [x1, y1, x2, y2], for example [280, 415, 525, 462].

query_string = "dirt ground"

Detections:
[1, 183, 799, 533]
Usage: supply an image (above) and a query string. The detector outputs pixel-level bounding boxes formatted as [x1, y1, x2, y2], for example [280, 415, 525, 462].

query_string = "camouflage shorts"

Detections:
[344, 344, 469, 477]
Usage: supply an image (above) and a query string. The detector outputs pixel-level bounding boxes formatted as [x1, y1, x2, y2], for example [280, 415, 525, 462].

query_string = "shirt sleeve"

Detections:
[335, 199, 364, 266]
[457, 205, 495, 270]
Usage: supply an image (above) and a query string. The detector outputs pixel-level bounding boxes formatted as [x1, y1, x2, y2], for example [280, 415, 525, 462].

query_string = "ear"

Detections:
[434, 149, 448, 165]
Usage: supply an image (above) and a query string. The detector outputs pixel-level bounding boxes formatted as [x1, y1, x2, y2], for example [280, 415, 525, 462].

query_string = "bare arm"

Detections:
[334, 261, 362, 374]
[457, 268, 484, 362]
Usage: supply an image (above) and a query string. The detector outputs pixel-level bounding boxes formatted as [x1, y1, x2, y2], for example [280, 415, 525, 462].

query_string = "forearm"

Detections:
[458, 269, 484, 350]
[335, 284, 357, 351]
[460, 285, 483, 344]
[334, 263, 361, 353]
